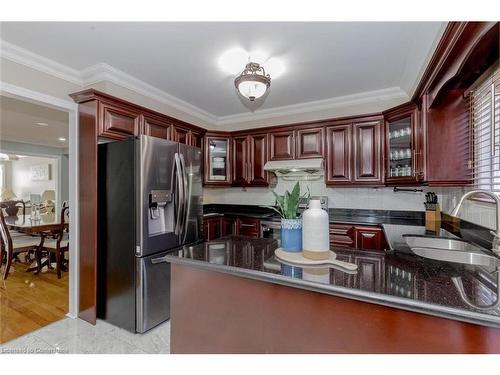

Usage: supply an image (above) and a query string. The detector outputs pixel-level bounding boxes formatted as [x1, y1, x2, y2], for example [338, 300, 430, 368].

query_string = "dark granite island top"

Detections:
[167, 234, 500, 329]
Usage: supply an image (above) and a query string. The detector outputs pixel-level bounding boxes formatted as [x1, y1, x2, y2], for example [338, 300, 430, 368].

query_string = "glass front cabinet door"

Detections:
[204, 135, 232, 185]
[384, 103, 422, 184]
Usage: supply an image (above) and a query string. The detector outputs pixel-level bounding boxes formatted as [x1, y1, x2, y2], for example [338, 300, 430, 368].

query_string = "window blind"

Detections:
[471, 67, 500, 192]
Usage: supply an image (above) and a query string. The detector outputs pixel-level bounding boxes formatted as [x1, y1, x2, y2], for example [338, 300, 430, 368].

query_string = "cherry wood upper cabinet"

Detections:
[353, 120, 384, 185]
[296, 127, 324, 159]
[325, 124, 352, 185]
[232, 134, 269, 187]
[99, 101, 141, 140]
[247, 134, 269, 186]
[232, 135, 249, 186]
[269, 130, 295, 160]
[189, 131, 203, 148]
[384, 103, 422, 185]
[204, 134, 231, 186]
[142, 114, 171, 140]
[172, 125, 190, 144]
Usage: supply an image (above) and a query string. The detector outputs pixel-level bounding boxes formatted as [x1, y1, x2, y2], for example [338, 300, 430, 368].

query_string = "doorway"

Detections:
[0, 93, 76, 343]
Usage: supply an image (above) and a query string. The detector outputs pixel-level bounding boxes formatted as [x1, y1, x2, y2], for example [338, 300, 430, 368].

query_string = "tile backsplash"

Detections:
[204, 182, 498, 230]
[204, 180, 428, 212]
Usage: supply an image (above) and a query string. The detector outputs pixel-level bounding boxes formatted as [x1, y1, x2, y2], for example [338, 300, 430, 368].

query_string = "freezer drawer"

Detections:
[136, 250, 173, 333]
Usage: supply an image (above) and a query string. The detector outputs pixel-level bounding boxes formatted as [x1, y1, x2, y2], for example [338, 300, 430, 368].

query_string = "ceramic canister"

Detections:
[302, 199, 330, 260]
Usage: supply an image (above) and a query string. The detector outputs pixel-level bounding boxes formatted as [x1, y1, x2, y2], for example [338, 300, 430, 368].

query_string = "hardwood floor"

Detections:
[0, 261, 68, 344]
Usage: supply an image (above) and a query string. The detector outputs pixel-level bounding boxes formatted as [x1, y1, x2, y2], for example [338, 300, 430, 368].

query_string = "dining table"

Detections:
[4, 213, 67, 234]
[4, 213, 69, 273]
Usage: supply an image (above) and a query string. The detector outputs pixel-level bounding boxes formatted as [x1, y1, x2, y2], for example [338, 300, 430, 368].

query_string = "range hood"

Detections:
[264, 158, 324, 181]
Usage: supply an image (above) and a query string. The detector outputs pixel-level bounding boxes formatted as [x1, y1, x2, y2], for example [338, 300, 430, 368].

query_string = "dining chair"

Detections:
[0, 199, 26, 217]
[0, 210, 43, 280]
[41, 206, 69, 279]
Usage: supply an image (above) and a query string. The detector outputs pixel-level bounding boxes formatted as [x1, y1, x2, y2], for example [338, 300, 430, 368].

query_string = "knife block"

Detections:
[425, 204, 441, 232]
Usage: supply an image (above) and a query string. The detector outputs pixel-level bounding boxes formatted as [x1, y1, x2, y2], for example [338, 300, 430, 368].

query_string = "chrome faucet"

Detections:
[450, 190, 500, 257]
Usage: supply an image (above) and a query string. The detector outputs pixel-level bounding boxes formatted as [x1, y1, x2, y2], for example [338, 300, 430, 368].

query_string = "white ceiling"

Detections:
[0, 22, 445, 119]
[0, 96, 69, 148]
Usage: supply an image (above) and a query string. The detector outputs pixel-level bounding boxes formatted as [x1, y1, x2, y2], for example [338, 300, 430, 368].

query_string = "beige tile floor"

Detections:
[0, 317, 170, 354]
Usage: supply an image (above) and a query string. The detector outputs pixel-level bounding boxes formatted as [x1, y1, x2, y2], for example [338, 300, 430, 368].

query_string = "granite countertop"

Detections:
[167, 231, 500, 328]
[203, 204, 425, 226]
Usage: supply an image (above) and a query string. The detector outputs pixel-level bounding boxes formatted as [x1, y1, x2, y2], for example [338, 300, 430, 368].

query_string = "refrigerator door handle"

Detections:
[150, 255, 170, 264]
[179, 153, 189, 240]
[174, 153, 184, 236]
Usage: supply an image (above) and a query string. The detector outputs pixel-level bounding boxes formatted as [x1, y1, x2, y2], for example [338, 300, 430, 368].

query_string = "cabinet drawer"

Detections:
[99, 102, 141, 140]
[354, 226, 387, 251]
[237, 218, 260, 237]
[329, 224, 355, 247]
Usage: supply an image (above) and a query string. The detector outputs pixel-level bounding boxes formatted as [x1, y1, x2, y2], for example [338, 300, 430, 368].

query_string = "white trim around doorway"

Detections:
[0, 81, 79, 318]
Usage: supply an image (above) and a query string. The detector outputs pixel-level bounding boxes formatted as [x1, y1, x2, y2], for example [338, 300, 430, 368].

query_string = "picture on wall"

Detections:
[30, 164, 51, 181]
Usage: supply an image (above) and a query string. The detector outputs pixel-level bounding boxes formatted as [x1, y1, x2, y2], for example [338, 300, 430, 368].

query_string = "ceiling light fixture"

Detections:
[234, 62, 271, 102]
[58, 137, 67, 142]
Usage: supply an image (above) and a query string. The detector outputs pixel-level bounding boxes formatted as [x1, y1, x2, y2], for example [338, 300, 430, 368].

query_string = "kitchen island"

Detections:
[166, 233, 500, 353]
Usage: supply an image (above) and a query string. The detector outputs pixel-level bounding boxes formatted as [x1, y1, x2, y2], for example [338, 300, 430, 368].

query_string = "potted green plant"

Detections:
[268, 182, 308, 252]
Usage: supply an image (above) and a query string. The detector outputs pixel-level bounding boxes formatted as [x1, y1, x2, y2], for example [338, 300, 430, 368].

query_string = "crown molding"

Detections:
[1, 40, 410, 128]
[80, 63, 217, 124]
[215, 87, 409, 126]
[1, 41, 83, 86]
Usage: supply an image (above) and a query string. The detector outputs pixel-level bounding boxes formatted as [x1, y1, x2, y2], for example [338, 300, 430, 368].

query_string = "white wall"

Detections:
[0, 160, 12, 190]
[10, 155, 58, 201]
[0, 140, 69, 202]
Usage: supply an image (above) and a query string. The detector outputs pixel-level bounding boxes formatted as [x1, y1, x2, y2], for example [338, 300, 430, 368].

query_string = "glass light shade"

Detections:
[237, 80, 268, 101]
[0, 188, 17, 201]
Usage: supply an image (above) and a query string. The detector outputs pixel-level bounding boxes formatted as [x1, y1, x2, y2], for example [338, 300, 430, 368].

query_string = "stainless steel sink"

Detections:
[403, 235, 500, 268]
[405, 236, 483, 252]
[404, 234, 500, 311]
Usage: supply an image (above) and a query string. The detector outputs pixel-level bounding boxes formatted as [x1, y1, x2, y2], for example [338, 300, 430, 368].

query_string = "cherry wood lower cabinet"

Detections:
[170, 264, 500, 353]
[203, 216, 260, 240]
[355, 226, 387, 251]
[236, 217, 260, 237]
[330, 224, 387, 251]
[203, 217, 222, 241]
[221, 216, 237, 236]
[329, 224, 355, 247]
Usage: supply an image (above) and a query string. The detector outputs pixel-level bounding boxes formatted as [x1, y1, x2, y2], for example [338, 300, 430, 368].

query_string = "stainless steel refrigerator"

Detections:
[98, 135, 202, 333]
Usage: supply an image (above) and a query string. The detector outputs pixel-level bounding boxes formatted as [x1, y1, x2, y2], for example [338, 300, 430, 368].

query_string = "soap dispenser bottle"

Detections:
[302, 199, 330, 260]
